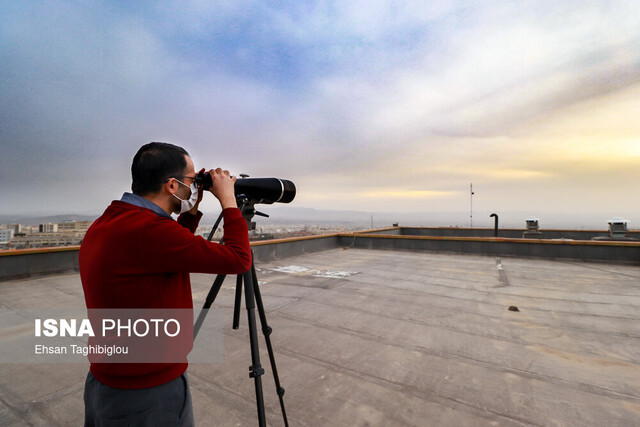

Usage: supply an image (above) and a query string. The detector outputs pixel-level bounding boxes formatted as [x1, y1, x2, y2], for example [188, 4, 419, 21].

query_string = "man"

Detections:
[80, 142, 252, 426]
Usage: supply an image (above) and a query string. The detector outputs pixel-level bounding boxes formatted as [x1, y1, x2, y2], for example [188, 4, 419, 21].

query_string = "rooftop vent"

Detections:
[523, 217, 542, 239]
[607, 217, 629, 238]
[525, 218, 539, 232]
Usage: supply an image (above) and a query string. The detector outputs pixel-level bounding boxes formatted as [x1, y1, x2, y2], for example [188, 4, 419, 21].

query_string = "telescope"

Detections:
[195, 172, 296, 204]
[194, 172, 296, 426]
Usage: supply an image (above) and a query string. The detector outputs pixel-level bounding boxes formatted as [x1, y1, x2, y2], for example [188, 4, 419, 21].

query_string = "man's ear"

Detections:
[164, 178, 178, 195]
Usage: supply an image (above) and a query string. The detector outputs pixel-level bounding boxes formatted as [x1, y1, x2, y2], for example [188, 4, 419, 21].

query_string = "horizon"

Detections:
[1, 206, 635, 231]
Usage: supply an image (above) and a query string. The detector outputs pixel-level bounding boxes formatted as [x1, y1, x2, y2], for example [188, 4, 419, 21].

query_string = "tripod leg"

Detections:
[206, 211, 224, 241]
[195, 208, 232, 341]
[251, 264, 289, 426]
[232, 274, 243, 329]
[243, 267, 267, 427]
[194, 274, 227, 341]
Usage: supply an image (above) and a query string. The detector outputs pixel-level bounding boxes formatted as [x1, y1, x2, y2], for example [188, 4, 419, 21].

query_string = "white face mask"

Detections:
[172, 179, 198, 214]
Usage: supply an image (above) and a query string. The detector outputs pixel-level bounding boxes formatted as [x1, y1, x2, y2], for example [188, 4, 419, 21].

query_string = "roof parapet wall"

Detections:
[339, 231, 640, 264]
[1, 228, 639, 281]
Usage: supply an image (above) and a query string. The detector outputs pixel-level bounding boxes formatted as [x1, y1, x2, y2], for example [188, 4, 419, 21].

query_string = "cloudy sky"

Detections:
[1, 1, 639, 225]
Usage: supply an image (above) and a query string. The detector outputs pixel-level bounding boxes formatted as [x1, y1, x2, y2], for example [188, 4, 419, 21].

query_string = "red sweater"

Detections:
[79, 200, 251, 389]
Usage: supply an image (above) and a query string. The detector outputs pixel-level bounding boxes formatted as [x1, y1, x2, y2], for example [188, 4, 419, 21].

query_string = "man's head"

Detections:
[131, 142, 197, 214]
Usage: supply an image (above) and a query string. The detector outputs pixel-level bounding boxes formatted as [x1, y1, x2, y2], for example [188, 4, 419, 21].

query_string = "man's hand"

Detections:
[208, 168, 237, 209]
[187, 168, 206, 215]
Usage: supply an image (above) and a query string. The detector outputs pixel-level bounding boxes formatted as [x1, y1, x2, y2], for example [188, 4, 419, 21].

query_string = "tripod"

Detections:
[193, 198, 288, 427]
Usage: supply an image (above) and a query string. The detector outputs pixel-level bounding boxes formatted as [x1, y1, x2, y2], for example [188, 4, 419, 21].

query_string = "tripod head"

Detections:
[205, 195, 270, 242]
[237, 196, 269, 231]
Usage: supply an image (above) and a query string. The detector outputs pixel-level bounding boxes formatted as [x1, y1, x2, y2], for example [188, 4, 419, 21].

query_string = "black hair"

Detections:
[131, 142, 189, 195]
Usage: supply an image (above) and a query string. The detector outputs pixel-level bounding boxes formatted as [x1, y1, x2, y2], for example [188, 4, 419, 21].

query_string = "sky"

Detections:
[1, 1, 639, 227]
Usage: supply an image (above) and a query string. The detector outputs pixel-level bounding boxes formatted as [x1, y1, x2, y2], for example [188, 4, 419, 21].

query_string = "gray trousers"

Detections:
[84, 371, 194, 426]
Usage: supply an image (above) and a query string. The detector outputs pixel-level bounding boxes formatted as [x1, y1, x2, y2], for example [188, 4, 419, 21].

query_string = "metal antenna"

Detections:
[470, 183, 474, 228]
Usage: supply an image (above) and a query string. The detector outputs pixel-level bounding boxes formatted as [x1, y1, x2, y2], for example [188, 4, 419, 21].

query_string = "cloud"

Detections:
[1, 1, 639, 218]
[361, 189, 458, 199]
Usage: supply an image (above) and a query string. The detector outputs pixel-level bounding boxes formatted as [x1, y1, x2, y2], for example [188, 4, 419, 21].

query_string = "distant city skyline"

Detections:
[0, 206, 633, 232]
[1, 1, 639, 227]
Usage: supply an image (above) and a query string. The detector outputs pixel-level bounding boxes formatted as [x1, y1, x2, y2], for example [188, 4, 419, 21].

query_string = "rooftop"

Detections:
[1, 245, 640, 425]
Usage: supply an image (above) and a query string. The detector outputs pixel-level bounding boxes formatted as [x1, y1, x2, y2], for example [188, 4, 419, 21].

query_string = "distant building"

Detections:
[39, 223, 58, 233]
[4, 220, 94, 249]
[8, 224, 25, 234]
[0, 229, 14, 244]
[11, 231, 84, 248]
[57, 220, 93, 232]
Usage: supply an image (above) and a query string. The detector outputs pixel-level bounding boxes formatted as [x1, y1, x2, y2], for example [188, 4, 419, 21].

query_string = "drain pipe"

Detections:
[490, 213, 499, 237]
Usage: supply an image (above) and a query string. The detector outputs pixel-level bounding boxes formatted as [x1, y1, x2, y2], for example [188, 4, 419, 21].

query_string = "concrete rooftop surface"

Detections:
[1, 248, 640, 426]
